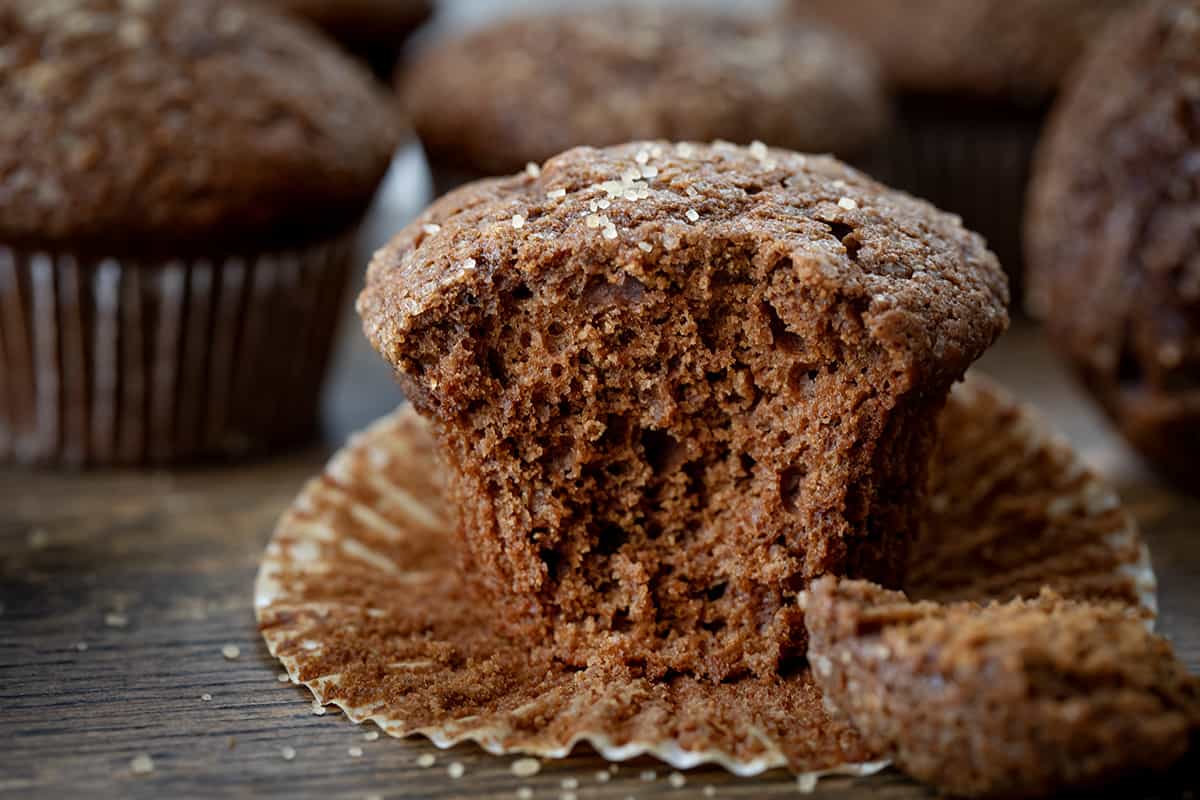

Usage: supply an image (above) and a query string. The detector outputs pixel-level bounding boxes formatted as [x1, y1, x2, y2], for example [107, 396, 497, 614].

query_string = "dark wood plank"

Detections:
[1, 319, 1198, 799]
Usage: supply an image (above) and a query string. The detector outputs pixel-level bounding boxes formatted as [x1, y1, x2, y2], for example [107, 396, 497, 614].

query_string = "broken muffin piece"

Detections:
[359, 141, 1008, 682]
[805, 577, 1200, 798]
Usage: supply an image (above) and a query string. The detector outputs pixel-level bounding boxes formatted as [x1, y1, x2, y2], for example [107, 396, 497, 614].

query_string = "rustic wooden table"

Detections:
[3, 124, 1199, 797]
[3, 305, 1198, 799]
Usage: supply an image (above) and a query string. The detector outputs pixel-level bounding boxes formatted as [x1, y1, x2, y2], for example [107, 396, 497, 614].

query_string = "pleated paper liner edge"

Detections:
[0, 229, 354, 467]
[254, 373, 1157, 779]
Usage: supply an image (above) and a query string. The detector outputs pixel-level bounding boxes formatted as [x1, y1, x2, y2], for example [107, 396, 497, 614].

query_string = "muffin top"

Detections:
[360, 141, 1008, 389]
[0, 0, 401, 254]
[789, 0, 1137, 98]
[401, 9, 888, 176]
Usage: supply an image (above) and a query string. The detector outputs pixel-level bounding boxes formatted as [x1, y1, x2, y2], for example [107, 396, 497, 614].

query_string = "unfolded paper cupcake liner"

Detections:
[863, 97, 1046, 290]
[254, 374, 1156, 781]
[0, 232, 354, 467]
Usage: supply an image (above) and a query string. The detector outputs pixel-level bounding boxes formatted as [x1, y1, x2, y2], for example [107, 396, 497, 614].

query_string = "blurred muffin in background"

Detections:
[789, 0, 1137, 287]
[1026, 0, 1200, 490]
[0, 0, 400, 468]
[266, 0, 432, 78]
[401, 7, 888, 194]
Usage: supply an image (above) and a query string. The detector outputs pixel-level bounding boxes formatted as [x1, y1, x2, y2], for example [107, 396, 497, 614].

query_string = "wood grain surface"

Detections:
[2, 318, 1198, 800]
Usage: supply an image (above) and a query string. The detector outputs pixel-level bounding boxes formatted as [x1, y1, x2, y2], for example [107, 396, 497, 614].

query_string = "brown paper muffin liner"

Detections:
[0, 233, 354, 467]
[863, 97, 1046, 291]
[254, 374, 1156, 778]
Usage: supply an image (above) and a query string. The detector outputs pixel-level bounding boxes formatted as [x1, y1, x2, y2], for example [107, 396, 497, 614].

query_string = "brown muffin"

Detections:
[0, 0, 399, 466]
[789, 0, 1138, 287]
[359, 141, 1008, 682]
[805, 578, 1200, 798]
[266, 0, 432, 78]
[1026, 0, 1200, 490]
[789, 0, 1136, 98]
[402, 8, 887, 191]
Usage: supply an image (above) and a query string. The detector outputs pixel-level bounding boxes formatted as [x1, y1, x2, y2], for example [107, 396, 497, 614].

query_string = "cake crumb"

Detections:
[105, 612, 129, 628]
[448, 761, 465, 779]
[277, 672, 290, 683]
[668, 772, 686, 788]
[28, 528, 49, 549]
[281, 746, 296, 761]
[560, 794, 577, 800]
[221, 644, 240, 660]
[417, 753, 436, 768]
[797, 773, 818, 793]
[703, 787, 716, 797]
[640, 769, 657, 781]
[348, 746, 364, 758]
[74, 641, 88, 652]
[363, 730, 380, 741]
[517, 789, 534, 800]
[526, 162, 541, 178]
[200, 693, 212, 702]
[595, 769, 611, 783]
[561, 777, 579, 789]
[312, 701, 327, 716]
[511, 757, 541, 777]
[130, 754, 155, 775]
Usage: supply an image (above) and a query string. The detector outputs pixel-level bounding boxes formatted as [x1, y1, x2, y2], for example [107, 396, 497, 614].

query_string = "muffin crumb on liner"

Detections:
[254, 374, 1156, 779]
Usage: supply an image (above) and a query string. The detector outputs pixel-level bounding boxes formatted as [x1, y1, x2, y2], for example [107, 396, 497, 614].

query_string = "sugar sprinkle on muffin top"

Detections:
[363, 140, 1008, 384]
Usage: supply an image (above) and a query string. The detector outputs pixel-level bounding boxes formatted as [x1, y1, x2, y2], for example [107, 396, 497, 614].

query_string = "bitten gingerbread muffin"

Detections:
[805, 578, 1200, 798]
[266, 0, 432, 78]
[1026, 0, 1200, 489]
[402, 8, 887, 191]
[789, 0, 1137, 285]
[359, 141, 1008, 682]
[0, 0, 399, 466]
